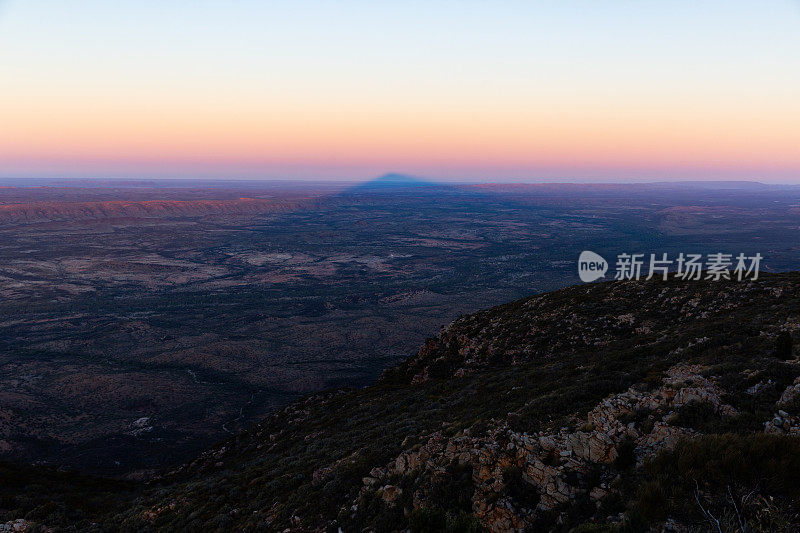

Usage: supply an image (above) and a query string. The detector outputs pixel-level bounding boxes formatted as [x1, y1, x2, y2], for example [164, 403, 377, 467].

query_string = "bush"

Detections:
[409, 508, 482, 533]
[775, 331, 794, 360]
[672, 400, 718, 430]
[502, 466, 540, 509]
[635, 481, 667, 522]
[657, 433, 800, 495]
[426, 460, 474, 512]
[639, 433, 800, 527]
[613, 437, 637, 471]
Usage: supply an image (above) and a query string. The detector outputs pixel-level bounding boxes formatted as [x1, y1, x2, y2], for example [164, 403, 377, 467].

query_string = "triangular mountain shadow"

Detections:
[341, 173, 474, 196]
[353, 173, 437, 189]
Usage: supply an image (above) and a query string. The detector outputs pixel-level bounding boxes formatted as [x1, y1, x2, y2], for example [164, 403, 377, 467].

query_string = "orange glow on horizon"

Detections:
[1, 1, 798, 181]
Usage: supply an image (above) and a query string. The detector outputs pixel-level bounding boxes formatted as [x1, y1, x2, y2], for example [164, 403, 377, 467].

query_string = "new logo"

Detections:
[578, 251, 608, 282]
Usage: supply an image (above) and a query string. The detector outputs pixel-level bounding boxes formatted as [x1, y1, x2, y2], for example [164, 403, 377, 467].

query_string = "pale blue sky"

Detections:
[1, 1, 798, 181]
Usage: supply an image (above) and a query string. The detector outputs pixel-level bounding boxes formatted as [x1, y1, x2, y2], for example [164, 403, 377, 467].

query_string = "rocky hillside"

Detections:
[3, 274, 800, 532]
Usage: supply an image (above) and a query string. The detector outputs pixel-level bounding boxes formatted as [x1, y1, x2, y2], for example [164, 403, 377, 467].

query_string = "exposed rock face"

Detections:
[0, 520, 35, 532]
[669, 364, 738, 416]
[360, 362, 749, 531]
[764, 412, 800, 435]
[381, 485, 402, 505]
[765, 376, 800, 435]
[778, 376, 800, 406]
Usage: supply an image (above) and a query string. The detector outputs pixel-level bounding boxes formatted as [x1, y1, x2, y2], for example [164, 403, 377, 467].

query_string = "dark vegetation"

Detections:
[639, 434, 800, 530]
[0, 461, 135, 529]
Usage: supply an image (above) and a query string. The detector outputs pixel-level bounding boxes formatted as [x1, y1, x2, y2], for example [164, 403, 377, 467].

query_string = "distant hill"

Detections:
[468, 180, 797, 194]
[347, 173, 442, 191]
[648, 180, 788, 190]
[4, 274, 800, 531]
[0, 197, 310, 224]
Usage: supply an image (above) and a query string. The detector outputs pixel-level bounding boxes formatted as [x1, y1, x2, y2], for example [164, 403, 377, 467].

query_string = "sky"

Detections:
[0, 1, 798, 182]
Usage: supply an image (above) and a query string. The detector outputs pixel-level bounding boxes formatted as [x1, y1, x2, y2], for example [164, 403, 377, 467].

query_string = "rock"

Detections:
[0, 520, 34, 533]
[590, 486, 610, 504]
[746, 379, 773, 395]
[765, 409, 800, 435]
[381, 485, 402, 505]
[482, 500, 528, 532]
[778, 377, 800, 406]
[637, 423, 692, 457]
[312, 467, 332, 485]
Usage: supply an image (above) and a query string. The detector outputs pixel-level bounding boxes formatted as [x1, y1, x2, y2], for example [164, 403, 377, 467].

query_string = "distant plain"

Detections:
[1, 178, 798, 476]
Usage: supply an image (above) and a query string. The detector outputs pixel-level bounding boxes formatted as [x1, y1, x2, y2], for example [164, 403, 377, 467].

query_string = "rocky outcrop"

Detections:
[0, 520, 35, 532]
[360, 362, 747, 531]
[778, 376, 800, 406]
[765, 376, 800, 435]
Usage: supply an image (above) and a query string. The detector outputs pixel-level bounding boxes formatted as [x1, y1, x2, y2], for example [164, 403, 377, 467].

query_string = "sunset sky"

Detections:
[1, 1, 798, 182]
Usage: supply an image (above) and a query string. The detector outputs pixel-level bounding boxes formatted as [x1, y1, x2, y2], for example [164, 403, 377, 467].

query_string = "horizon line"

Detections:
[1, 175, 800, 187]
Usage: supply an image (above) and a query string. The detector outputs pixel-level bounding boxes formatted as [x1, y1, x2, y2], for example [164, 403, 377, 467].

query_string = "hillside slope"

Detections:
[3, 274, 800, 532]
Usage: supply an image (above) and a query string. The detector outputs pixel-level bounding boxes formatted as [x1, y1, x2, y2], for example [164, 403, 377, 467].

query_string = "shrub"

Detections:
[660, 433, 800, 494]
[409, 508, 483, 533]
[635, 481, 667, 522]
[613, 437, 637, 471]
[426, 460, 474, 512]
[638, 433, 800, 527]
[672, 400, 718, 430]
[502, 466, 540, 509]
[775, 331, 794, 360]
